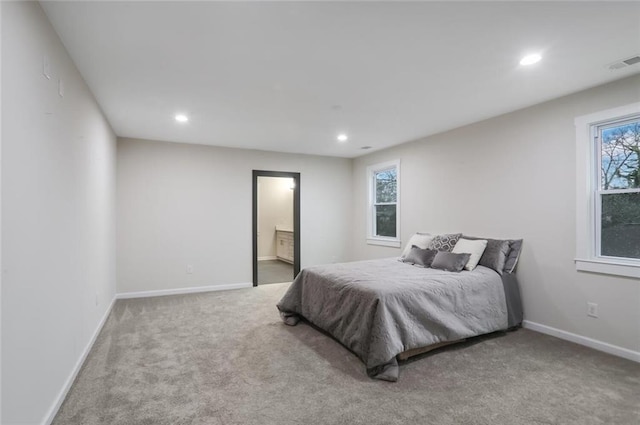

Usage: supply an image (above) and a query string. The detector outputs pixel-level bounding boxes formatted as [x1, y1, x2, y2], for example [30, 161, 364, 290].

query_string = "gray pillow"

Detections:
[402, 246, 437, 267]
[427, 233, 462, 252]
[463, 236, 511, 275]
[504, 239, 523, 273]
[430, 251, 471, 272]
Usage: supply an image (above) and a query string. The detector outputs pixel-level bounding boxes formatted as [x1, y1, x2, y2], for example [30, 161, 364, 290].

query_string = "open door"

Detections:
[252, 170, 300, 287]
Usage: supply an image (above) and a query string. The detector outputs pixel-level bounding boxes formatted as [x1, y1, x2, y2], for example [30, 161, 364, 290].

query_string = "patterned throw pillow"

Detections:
[427, 233, 462, 252]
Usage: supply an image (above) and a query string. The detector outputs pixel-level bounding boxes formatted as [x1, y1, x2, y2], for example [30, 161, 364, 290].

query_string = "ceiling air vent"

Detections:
[623, 56, 640, 66]
[608, 55, 640, 70]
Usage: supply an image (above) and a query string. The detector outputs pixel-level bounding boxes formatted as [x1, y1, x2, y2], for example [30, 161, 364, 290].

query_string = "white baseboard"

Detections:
[258, 256, 277, 261]
[116, 282, 253, 299]
[522, 320, 640, 363]
[43, 296, 117, 425]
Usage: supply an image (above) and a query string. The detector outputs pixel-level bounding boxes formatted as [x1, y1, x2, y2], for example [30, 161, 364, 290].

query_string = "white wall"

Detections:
[117, 138, 351, 294]
[1, 2, 117, 424]
[0, 1, 4, 422]
[258, 177, 293, 259]
[352, 74, 640, 355]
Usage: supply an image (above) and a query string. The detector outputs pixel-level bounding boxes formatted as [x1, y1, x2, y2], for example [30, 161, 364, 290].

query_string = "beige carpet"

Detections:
[53, 283, 640, 425]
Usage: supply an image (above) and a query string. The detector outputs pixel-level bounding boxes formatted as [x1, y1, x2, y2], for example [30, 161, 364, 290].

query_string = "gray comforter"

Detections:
[277, 258, 508, 381]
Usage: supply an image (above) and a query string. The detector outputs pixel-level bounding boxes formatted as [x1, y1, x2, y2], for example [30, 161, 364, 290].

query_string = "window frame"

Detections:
[575, 102, 640, 278]
[366, 159, 401, 247]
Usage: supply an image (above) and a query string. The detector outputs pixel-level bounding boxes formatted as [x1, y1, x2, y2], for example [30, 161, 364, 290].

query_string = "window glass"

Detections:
[375, 205, 396, 237]
[600, 192, 640, 259]
[598, 118, 640, 260]
[575, 104, 640, 277]
[367, 160, 400, 245]
[375, 169, 397, 203]
[600, 121, 640, 190]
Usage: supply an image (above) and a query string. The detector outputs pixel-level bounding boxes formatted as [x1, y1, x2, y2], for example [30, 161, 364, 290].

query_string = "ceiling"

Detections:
[41, 1, 640, 158]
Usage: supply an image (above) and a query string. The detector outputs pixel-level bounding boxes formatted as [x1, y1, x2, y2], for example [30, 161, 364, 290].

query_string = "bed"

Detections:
[276, 245, 523, 381]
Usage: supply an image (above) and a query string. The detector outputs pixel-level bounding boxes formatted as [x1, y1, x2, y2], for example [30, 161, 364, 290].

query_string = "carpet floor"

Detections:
[53, 283, 640, 425]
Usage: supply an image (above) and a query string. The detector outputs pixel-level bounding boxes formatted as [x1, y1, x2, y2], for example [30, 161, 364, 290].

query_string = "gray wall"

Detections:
[117, 138, 352, 294]
[1, 2, 117, 424]
[351, 74, 640, 353]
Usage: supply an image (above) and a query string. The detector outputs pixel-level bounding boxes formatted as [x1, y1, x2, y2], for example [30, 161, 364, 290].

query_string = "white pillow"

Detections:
[400, 233, 434, 258]
[452, 238, 488, 271]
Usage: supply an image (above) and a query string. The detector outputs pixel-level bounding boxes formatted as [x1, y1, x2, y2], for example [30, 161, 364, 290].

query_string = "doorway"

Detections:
[252, 170, 300, 286]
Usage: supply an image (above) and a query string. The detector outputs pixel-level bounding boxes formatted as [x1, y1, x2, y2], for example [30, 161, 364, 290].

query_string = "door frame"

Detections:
[252, 170, 300, 287]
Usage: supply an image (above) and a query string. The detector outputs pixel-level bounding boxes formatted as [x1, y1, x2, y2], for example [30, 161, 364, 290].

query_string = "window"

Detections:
[597, 118, 640, 259]
[575, 103, 640, 278]
[367, 160, 400, 247]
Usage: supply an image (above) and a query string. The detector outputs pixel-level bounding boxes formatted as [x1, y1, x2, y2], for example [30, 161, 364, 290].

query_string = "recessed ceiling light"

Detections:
[175, 114, 189, 123]
[337, 133, 348, 142]
[520, 54, 542, 66]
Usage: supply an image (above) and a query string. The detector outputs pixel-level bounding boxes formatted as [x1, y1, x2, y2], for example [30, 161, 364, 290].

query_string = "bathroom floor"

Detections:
[258, 260, 294, 285]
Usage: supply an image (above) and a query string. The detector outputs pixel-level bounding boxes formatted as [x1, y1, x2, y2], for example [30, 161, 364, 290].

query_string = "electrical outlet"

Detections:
[186, 264, 194, 274]
[587, 302, 598, 318]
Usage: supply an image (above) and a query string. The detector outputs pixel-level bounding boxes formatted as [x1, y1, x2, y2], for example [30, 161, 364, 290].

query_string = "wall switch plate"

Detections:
[186, 264, 194, 274]
[58, 78, 64, 97]
[587, 302, 598, 318]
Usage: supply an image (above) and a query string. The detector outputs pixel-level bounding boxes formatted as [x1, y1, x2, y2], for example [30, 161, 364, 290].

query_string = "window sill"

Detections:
[575, 258, 640, 279]
[367, 237, 401, 248]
